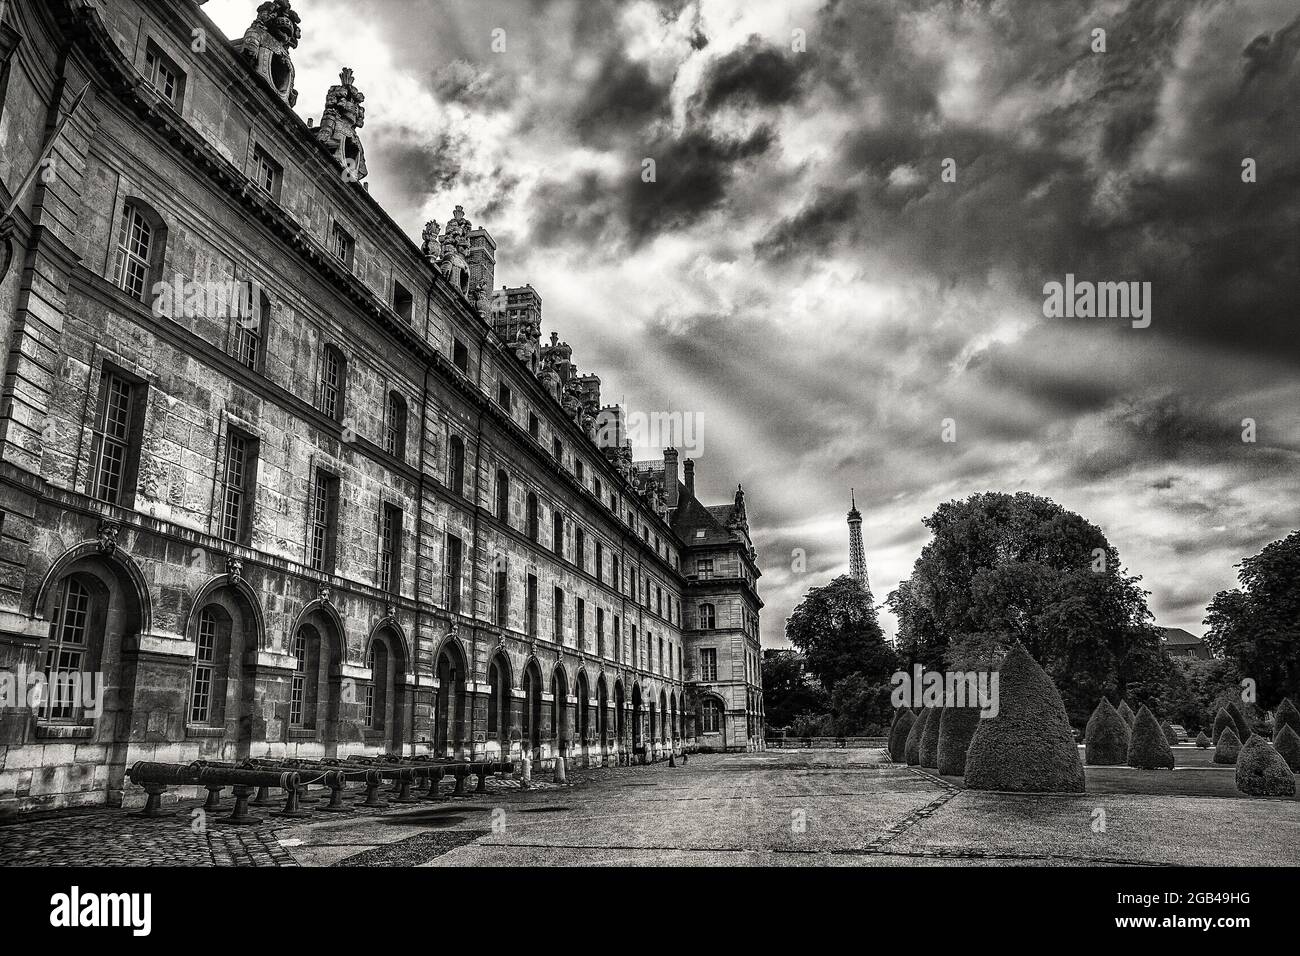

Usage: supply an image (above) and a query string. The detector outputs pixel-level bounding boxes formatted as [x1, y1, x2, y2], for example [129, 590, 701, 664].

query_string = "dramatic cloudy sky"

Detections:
[207, 0, 1299, 648]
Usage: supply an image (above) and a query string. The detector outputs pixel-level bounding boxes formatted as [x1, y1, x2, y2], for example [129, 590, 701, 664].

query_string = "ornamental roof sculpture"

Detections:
[314, 67, 367, 181]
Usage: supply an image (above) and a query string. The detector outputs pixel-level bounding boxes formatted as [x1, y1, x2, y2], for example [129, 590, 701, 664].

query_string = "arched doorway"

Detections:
[658, 689, 668, 750]
[288, 604, 344, 757]
[596, 675, 609, 760]
[523, 658, 543, 761]
[434, 640, 468, 757]
[186, 582, 262, 762]
[669, 691, 678, 750]
[551, 665, 570, 757]
[631, 683, 643, 759]
[575, 670, 590, 763]
[486, 652, 511, 758]
[37, 552, 147, 796]
[614, 680, 626, 763]
[366, 627, 407, 752]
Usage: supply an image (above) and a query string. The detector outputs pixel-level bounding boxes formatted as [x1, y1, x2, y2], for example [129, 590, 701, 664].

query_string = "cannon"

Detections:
[126, 761, 300, 825]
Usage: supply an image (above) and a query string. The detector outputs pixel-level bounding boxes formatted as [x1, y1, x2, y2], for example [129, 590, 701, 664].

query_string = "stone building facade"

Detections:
[0, 0, 762, 814]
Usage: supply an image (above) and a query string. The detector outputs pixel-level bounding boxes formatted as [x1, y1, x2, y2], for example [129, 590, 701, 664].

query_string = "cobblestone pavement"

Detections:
[4, 750, 1297, 866]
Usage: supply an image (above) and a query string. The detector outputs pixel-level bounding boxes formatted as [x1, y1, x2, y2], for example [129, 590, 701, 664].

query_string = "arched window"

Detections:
[113, 200, 165, 301]
[368, 640, 389, 730]
[526, 492, 539, 542]
[320, 345, 346, 422]
[495, 469, 510, 523]
[43, 578, 95, 721]
[447, 434, 465, 496]
[703, 698, 722, 734]
[189, 606, 232, 725]
[699, 603, 716, 630]
[290, 625, 322, 729]
[385, 391, 407, 459]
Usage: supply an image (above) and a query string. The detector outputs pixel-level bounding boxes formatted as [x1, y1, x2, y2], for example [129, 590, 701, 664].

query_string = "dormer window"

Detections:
[252, 145, 282, 199]
[330, 221, 355, 269]
[144, 41, 184, 108]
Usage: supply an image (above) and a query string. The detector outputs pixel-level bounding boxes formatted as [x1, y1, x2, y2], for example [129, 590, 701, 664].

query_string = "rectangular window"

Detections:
[330, 221, 355, 268]
[446, 533, 463, 614]
[393, 281, 413, 321]
[90, 370, 146, 506]
[113, 204, 155, 301]
[452, 339, 469, 373]
[552, 437, 562, 462]
[632, 624, 638, 668]
[596, 608, 605, 657]
[700, 648, 718, 682]
[308, 471, 339, 572]
[697, 558, 714, 577]
[528, 412, 539, 440]
[497, 381, 512, 410]
[235, 286, 265, 371]
[252, 145, 281, 197]
[595, 542, 603, 584]
[575, 460, 585, 484]
[553, 587, 565, 643]
[144, 41, 183, 107]
[613, 615, 621, 663]
[320, 347, 343, 421]
[526, 574, 538, 638]
[379, 503, 402, 594]
[220, 430, 257, 544]
[495, 566, 508, 627]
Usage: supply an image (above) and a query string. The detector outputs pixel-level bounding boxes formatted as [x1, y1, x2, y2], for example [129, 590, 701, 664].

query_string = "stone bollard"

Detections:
[681, 750, 688, 765]
[554, 755, 567, 785]
[520, 753, 532, 789]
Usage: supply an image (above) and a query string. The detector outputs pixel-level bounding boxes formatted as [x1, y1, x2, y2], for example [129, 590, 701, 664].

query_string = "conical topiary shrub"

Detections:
[963, 643, 1086, 793]
[1227, 700, 1251, 741]
[1084, 698, 1129, 766]
[1235, 735, 1297, 797]
[937, 706, 983, 776]
[1274, 698, 1300, 738]
[1196, 731, 1211, 749]
[1117, 700, 1136, 728]
[1274, 724, 1300, 772]
[919, 705, 943, 768]
[1128, 704, 1175, 769]
[1212, 707, 1234, 744]
[1161, 721, 1179, 747]
[905, 708, 930, 766]
[1214, 727, 1241, 764]
[888, 709, 916, 762]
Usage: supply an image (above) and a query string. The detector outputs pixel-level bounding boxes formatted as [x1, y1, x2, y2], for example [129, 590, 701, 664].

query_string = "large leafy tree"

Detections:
[886, 491, 1164, 724]
[1204, 530, 1300, 709]
[784, 575, 897, 694]
[760, 649, 829, 729]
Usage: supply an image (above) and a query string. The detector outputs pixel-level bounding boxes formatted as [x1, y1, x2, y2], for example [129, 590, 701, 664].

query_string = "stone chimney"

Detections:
[683, 458, 695, 498]
[664, 448, 679, 508]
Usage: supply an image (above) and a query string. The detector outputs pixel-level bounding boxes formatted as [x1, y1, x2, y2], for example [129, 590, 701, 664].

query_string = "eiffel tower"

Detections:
[847, 489, 868, 591]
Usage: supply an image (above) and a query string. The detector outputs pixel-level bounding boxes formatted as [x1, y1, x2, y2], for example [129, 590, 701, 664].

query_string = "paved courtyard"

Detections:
[2, 748, 1297, 866]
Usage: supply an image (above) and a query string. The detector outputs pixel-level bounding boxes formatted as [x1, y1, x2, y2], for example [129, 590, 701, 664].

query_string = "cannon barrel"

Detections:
[128, 761, 202, 786]
[193, 765, 300, 791]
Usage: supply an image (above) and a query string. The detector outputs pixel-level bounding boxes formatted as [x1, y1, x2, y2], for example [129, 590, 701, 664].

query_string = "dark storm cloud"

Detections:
[570, 51, 674, 144]
[529, 126, 775, 248]
[693, 35, 809, 113]
[760, 0, 1300, 362]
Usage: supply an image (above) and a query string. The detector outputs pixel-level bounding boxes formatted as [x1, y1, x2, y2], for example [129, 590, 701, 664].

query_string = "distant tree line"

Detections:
[763, 492, 1300, 739]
